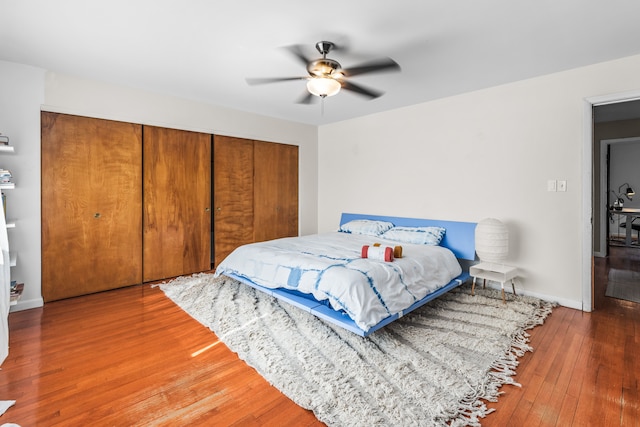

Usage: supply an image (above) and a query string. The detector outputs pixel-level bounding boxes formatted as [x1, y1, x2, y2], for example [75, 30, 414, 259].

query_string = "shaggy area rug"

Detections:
[160, 274, 554, 426]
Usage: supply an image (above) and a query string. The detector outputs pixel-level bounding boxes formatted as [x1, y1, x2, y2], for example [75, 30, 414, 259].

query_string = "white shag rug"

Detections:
[160, 274, 554, 427]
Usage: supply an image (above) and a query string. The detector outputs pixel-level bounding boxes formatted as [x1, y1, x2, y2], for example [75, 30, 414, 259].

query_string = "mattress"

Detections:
[214, 231, 462, 332]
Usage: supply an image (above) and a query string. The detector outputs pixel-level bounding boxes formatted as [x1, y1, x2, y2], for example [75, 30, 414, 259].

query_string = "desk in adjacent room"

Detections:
[610, 208, 640, 246]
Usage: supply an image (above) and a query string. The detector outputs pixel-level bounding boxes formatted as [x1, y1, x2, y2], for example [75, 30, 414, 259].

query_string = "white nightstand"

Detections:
[470, 262, 518, 304]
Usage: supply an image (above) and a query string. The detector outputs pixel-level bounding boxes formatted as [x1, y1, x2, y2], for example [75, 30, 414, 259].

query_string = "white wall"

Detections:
[318, 54, 640, 309]
[0, 61, 46, 311]
[1, 62, 319, 311]
[609, 142, 640, 210]
[6, 51, 640, 312]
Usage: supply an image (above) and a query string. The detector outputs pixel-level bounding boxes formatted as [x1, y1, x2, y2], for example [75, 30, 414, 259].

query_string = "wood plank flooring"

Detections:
[0, 284, 322, 426]
[482, 245, 640, 427]
[0, 247, 638, 426]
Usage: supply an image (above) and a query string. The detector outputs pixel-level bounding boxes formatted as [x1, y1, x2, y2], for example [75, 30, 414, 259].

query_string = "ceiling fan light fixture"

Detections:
[306, 77, 341, 98]
[308, 58, 342, 77]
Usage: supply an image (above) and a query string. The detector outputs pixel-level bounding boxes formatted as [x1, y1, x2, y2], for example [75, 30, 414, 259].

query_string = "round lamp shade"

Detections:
[475, 218, 509, 263]
[306, 77, 341, 97]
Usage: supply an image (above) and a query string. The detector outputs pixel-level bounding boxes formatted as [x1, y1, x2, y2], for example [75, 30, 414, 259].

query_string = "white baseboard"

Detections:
[10, 297, 44, 312]
[480, 282, 582, 311]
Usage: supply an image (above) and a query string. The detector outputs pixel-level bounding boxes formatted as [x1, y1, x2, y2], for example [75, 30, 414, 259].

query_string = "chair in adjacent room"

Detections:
[619, 218, 640, 244]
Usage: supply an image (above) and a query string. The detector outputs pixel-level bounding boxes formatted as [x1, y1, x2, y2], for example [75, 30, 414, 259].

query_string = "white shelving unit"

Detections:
[0, 136, 22, 306]
[0, 133, 11, 363]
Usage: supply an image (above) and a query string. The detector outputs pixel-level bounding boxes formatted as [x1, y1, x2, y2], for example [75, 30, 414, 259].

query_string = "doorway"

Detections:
[587, 96, 640, 310]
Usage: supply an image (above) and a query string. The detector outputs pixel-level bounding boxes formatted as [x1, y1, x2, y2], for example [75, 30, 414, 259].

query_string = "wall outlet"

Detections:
[547, 180, 557, 192]
[558, 180, 567, 192]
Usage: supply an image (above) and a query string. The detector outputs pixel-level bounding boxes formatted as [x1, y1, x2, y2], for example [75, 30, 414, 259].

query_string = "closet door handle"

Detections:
[205, 207, 210, 212]
[94, 213, 101, 219]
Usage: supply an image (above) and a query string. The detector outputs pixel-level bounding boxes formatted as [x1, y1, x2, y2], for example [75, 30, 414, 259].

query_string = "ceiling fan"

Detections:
[246, 41, 401, 104]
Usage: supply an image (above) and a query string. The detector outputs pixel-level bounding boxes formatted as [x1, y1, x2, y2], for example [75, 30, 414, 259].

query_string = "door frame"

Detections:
[583, 90, 640, 311]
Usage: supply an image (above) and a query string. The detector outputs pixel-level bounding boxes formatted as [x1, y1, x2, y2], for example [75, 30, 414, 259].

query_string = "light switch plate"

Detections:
[547, 180, 557, 192]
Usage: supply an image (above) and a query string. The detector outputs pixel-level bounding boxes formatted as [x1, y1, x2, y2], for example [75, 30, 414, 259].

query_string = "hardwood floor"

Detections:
[0, 284, 322, 426]
[0, 248, 638, 426]
[482, 245, 640, 427]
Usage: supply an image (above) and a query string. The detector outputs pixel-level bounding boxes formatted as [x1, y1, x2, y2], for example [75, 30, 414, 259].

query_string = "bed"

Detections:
[214, 213, 477, 336]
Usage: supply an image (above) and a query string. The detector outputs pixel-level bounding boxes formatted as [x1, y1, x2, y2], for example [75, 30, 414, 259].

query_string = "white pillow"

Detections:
[339, 219, 394, 236]
[381, 226, 446, 245]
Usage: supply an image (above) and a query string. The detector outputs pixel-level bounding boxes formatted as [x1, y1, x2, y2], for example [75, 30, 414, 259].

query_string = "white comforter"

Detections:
[214, 232, 462, 332]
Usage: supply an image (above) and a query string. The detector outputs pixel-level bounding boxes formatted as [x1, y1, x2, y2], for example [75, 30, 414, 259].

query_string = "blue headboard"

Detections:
[339, 213, 477, 261]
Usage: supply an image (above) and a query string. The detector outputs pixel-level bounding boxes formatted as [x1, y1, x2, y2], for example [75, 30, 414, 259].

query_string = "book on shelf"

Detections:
[0, 169, 12, 183]
[10, 281, 24, 305]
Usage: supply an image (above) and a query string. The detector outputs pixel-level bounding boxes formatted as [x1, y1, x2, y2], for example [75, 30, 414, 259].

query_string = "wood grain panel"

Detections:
[41, 112, 143, 302]
[213, 136, 254, 267]
[143, 126, 211, 282]
[253, 141, 298, 242]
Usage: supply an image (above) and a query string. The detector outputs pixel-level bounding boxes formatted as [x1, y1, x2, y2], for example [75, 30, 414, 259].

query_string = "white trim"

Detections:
[582, 100, 594, 312]
[587, 90, 640, 107]
[9, 297, 44, 312]
[481, 281, 581, 310]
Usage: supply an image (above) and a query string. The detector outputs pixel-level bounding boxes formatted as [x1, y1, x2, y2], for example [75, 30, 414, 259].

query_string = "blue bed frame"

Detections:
[227, 213, 477, 337]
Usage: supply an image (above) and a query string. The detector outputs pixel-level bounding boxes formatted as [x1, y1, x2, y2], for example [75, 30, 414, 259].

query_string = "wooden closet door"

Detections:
[41, 112, 143, 302]
[143, 126, 211, 282]
[253, 141, 299, 242]
[213, 136, 254, 267]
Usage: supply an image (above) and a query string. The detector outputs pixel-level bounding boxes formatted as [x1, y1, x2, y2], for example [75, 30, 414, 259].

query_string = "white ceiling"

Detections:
[2, 0, 640, 126]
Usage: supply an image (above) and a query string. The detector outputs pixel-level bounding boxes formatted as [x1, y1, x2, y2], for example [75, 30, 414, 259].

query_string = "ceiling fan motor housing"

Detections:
[315, 41, 335, 55]
[307, 58, 342, 78]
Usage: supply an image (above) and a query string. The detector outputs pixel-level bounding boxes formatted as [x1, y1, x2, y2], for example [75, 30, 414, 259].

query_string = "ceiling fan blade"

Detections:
[283, 44, 313, 66]
[246, 76, 307, 85]
[296, 91, 316, 105]
[342, 58, 401, 77]
[341, 80, 383, 99]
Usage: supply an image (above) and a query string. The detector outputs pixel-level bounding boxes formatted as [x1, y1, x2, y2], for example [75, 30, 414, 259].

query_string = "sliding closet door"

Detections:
[254, 141, 299, 242]
[143, 126, 211, 282]
[213, 136, 254, 267]
[41, 112, 143, 302]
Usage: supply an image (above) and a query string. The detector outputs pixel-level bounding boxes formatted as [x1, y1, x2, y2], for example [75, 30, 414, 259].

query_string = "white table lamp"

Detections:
[475, 218, 509, 263]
